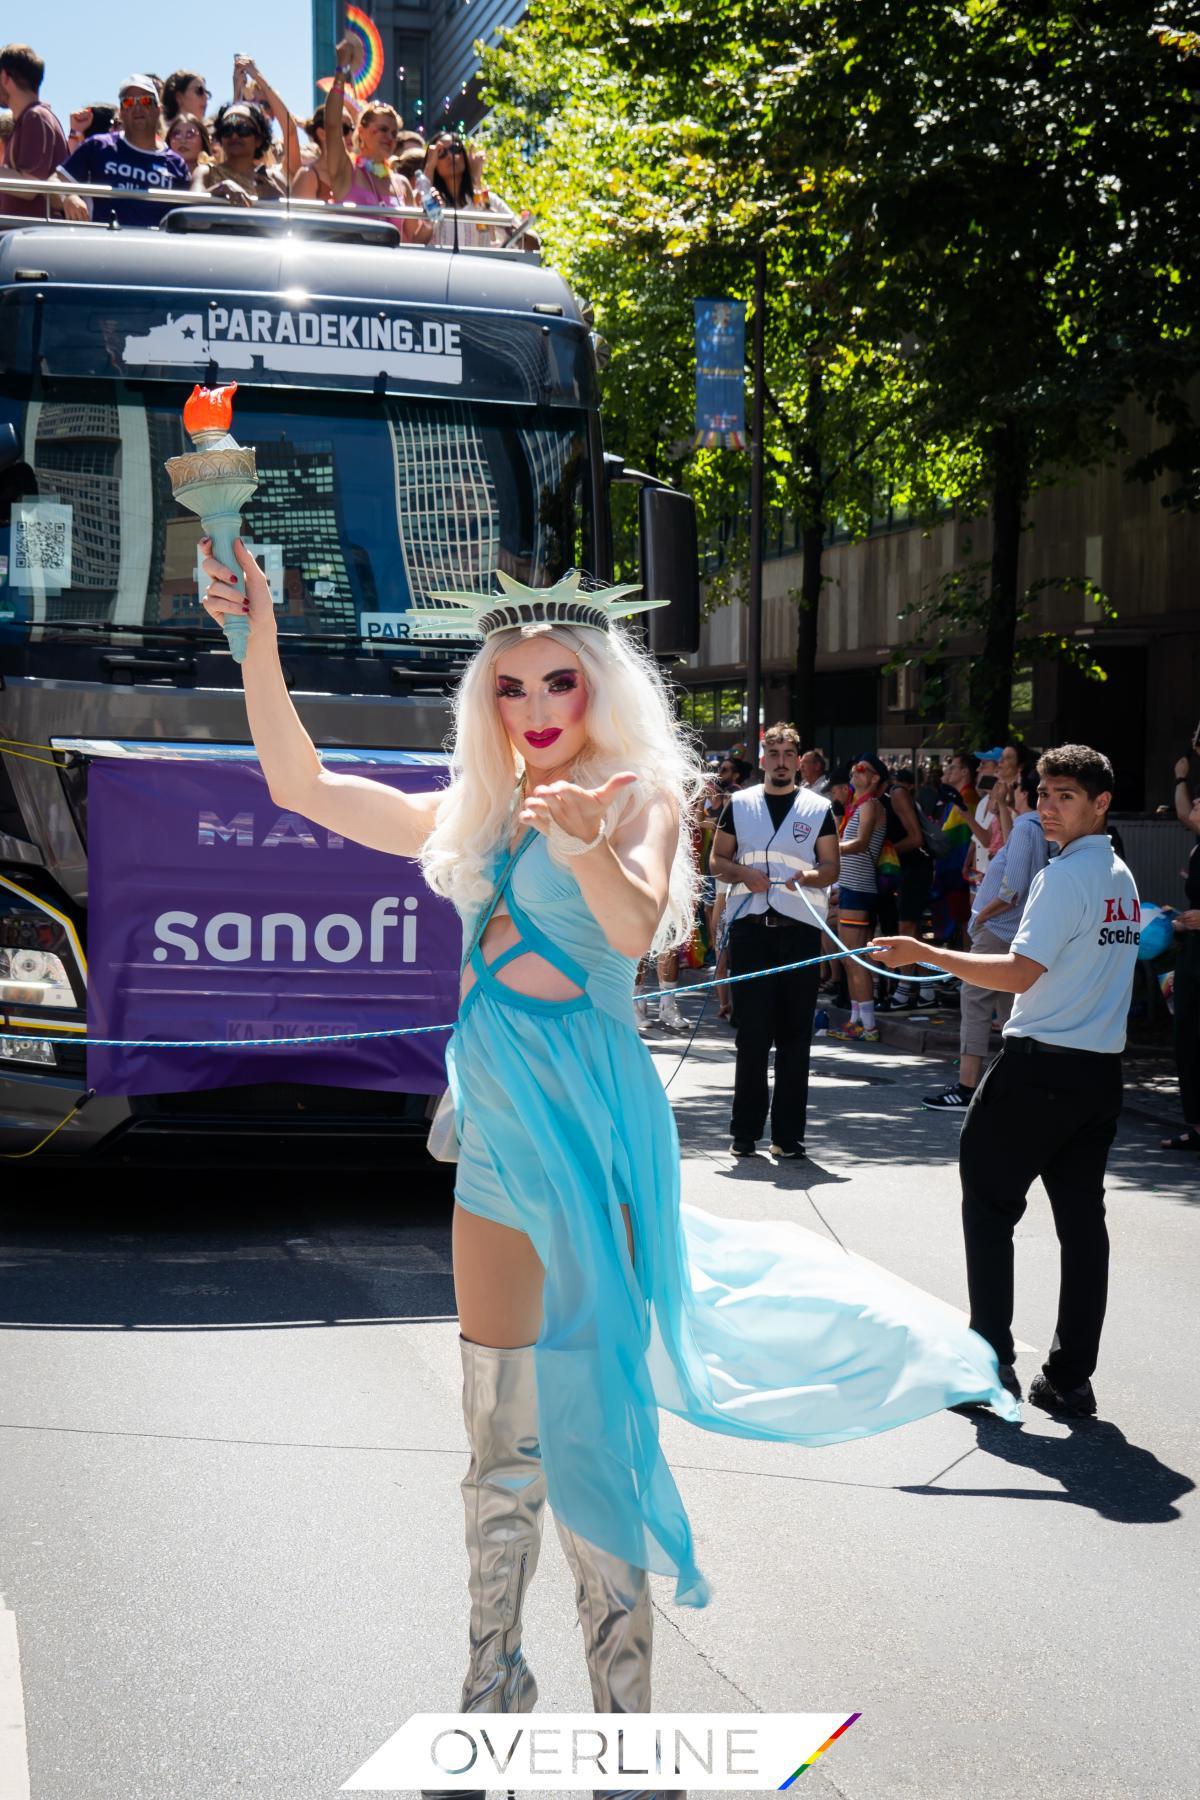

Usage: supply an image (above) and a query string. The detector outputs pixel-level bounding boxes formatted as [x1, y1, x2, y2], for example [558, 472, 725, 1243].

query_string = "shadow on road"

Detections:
[903, 1412, 1194, 1523]
[0, 1185, 458, 1331]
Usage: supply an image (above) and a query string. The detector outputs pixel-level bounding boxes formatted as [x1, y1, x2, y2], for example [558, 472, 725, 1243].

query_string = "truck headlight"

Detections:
[0, 1035, 57, 1066]
[0, 947, 75, 1007]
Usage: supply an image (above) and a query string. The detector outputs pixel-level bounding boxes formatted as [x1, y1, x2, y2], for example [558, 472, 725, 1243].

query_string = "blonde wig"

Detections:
[419, 622, 707, 951]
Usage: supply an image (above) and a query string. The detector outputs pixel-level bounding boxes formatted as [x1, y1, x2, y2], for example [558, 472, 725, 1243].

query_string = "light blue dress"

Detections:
[446, 830, 1018, 1608]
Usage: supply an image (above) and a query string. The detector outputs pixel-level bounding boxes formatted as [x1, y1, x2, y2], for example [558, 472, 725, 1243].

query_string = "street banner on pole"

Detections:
[85, 755, 460, 1097]
[693, 300, 747, 449]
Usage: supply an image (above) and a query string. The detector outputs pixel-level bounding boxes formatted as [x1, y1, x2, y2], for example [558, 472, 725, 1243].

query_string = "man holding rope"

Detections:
[710, 723, 840, 1160]
[869, 745, 1140, 1419]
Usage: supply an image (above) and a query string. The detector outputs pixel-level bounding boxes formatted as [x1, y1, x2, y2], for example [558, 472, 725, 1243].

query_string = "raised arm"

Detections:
[199, 537, 441, 858]
[320, 41, 359, 201]
[245, 61, 304, 186]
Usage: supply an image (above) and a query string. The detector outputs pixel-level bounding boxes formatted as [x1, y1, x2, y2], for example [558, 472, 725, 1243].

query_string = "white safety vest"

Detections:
[727, 785, 831, 925]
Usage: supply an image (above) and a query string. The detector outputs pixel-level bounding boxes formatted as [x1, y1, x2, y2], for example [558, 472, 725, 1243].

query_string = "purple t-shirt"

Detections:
[6, 102, 69, 216]
[60, 132, 189, 226]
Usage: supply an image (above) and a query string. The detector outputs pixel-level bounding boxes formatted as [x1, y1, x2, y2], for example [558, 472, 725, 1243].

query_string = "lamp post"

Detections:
[745, 240, 766, 764]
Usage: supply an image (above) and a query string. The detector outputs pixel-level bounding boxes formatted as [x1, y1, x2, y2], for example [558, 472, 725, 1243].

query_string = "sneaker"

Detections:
[659, 991, 687, 1032]
[828, 1021, 880, 1044]
[770, 1141, 806, 1159]
[921, 1086, 975, 1112]
[1028, 1371, 1097, 1418]
[812, 1008, 829, 1038]
[731, 1138, 756, 1157]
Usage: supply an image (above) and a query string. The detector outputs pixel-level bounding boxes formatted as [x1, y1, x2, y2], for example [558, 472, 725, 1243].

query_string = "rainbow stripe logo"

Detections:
[778, 1712, 861, 1786]
[345, 4, 385, 100]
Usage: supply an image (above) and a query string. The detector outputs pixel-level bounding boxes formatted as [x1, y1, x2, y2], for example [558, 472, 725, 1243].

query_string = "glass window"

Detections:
[718, 683, 745, 730]
[0, 383, 589, 652]
[689, 687, 716, 729]
[393, 31, 428, 130]
[1011, 666, 1034, 719]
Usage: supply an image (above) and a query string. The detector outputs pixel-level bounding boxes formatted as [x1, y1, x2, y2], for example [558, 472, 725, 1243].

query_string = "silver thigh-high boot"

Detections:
[554, 1518, 686, 1800]
[422, 1337, 547, 1800]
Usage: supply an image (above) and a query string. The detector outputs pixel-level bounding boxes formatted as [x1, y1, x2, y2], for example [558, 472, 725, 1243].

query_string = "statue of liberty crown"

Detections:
[403, 568, 668, 641]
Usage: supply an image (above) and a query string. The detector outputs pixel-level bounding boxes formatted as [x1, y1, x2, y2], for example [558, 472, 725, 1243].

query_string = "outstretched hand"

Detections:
[866, 934, 925, 969]
[518, 772, 637, 845]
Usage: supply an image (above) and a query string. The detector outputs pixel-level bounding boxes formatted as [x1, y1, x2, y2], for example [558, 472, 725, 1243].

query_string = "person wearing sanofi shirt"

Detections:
[56, 75, 188, 227]
[870, 744, 1139, 1421]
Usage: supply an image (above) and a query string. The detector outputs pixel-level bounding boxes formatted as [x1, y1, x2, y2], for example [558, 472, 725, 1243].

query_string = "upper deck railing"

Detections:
[0, 173, 535, 252]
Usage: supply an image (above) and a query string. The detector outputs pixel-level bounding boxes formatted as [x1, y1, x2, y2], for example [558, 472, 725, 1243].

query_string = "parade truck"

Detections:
[0, 187, 699, 1165]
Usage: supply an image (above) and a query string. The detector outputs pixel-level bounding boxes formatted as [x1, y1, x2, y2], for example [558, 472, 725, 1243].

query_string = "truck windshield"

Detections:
[0, 381, 590, 649]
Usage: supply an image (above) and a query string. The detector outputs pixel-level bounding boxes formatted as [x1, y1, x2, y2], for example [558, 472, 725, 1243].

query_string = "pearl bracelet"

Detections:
[549, 814, 610, 857]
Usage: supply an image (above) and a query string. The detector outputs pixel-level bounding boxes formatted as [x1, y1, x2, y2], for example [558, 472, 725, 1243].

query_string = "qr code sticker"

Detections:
[11, 502, 73, 589]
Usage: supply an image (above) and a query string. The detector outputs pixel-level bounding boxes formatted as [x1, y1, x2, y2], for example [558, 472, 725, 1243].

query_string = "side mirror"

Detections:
[640, 486, 699, 657]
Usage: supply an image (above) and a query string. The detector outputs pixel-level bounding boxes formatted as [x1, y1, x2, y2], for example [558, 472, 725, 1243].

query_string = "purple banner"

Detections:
[86, 758, 460, 1097]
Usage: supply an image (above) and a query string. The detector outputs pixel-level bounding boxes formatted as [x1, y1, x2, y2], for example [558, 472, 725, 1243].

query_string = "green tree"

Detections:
[796, 0, 1200, 740]
[480, 0, 938, 744]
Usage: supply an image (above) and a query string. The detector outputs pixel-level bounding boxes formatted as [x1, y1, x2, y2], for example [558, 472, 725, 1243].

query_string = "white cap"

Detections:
[119, 74, 160, 98]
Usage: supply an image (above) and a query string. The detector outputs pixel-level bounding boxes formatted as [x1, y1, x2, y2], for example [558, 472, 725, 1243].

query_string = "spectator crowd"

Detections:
[0, 40, 535, 248]
[678, 730, 1200, 1158]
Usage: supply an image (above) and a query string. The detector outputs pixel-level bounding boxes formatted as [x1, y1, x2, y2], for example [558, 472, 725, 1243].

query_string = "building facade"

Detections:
[678, 397, 1200, 812]
[312, 0, 526, 135]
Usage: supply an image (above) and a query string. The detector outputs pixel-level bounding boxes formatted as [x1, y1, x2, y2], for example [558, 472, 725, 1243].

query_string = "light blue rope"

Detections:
[1, 941, 951, 1051]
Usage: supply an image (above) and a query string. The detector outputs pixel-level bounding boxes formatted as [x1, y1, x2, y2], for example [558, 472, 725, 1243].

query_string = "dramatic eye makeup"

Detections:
[495, 668, 581, 698]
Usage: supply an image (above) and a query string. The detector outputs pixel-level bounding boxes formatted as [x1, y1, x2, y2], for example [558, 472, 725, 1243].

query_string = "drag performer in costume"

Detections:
[201, 541, 1018, 1799]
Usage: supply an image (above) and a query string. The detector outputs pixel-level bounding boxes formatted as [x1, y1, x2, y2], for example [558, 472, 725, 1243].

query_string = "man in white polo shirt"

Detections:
[869, 744, 1139, 1419]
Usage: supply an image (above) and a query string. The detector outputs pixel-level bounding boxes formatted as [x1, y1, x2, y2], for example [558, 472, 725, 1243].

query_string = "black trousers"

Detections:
[1174, 931, 1200, 1124]
[727, 918, 822, 1145]
[958, 1042, 1123, 1388]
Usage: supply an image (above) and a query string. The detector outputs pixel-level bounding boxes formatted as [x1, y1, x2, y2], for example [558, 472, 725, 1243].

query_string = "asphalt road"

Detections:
[1, 1018, 1197, 1800]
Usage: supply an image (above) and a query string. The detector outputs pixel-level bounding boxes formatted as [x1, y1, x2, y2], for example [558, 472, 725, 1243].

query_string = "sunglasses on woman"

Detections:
[218, 121, 258, 139]
[120, 94, 157, 110]
[171, 126, 200, 139]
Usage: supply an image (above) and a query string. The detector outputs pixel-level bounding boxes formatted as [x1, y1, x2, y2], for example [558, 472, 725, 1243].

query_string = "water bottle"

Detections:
[421, 187, 444, 226]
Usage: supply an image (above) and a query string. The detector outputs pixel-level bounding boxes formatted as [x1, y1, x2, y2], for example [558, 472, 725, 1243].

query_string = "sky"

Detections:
[29, 1, 315, 131]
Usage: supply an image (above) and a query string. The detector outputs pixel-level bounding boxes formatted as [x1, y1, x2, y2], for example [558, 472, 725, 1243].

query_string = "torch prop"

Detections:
[165, 384, 259, 664]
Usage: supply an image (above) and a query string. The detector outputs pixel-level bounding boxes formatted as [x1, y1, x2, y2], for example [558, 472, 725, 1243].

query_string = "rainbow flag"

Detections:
[936, 801, 973, 872]
[877, 839, 902, 878]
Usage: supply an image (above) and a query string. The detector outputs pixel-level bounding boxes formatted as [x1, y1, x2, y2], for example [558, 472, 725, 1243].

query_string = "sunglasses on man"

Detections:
[120, 93, 158, 110]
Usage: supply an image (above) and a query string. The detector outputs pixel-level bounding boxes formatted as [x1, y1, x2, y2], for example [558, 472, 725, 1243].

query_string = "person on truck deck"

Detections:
[290, 38, 362, 207]
[198, 534, 1017, 1774]
[0, 41, 69, 218]
[197, 100, 286, 205]
[344, 101, 430, 243]
[57, 75, 189, 227]
[165, 112, 213, 177]
[414, 130, 537, 250]
[161, 70, 211, 127]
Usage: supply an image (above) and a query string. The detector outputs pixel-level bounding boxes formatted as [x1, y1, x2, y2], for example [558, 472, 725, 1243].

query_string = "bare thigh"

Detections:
[454, 1202, 635, 1347]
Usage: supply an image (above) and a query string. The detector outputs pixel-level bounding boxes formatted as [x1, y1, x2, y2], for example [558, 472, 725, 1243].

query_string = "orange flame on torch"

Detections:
[183, 383, 238, 437]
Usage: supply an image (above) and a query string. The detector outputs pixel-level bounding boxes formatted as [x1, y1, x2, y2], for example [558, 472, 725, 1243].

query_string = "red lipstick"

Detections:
[525, 729, 562, 747]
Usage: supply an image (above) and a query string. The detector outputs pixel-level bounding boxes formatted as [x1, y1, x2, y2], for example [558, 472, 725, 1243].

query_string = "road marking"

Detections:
[0, 1611, 31, 1800]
